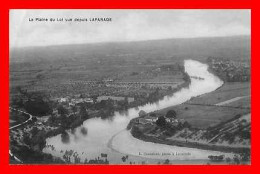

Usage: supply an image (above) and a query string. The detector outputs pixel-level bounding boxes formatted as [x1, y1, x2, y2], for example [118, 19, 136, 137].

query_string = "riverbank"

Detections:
[109, 130, 238, 162]
[10, 66, 191, 164]
[131, 130, 250, 154]
[126, 61, 250, 161]
[42, 59, 235, 164]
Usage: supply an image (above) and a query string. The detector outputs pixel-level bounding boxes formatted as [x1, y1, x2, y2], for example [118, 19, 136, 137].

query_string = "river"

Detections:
[43, 59, 231, 164]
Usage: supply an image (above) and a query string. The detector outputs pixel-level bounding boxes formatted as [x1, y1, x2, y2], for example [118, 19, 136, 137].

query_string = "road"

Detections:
[9, 107, 34, 163]
[215, 95, 250, 106]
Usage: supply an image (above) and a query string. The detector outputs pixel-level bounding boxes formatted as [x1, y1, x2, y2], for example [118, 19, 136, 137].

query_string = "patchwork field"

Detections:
[188, 82, 250, 107]
[154, 82, 251, 129]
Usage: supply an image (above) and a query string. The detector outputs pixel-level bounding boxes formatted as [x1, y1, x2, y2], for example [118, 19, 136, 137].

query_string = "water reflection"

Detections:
[43, 60, 224, 164]
[61, 132, 70, 144]
[80, 127, 88, 136]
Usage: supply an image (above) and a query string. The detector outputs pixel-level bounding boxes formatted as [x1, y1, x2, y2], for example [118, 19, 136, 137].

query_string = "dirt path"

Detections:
[215, 95, 250, 106]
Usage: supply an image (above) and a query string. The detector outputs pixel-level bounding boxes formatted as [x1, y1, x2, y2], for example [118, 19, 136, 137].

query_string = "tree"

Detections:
[99, 110, 108, 120]
[48, 114, 56, 124]
[97, 100, 106, 109]
[226, 157, 232, 163]
[163, 159, 170, 164]
[32, 117, 37, 122]
[79, 105, 88, 120]
[57, 105, 68, 116]
[131, 126, 143, 138]
[32, 131, 46, 150]
[31, 127, 39, 137]
[239, 151, 250, 162]
[23, 134, 31, 146]
[165, 110, 177, 119]
[24, 97, 52, 116]
[92, 96, 98, 104]
[58, 105, 69, 127]
[182, 121, 191, 129]
[156, 116, 166, 127]
[138, 110, 146, 117]
[122, 97, 129, 110]
[149, 113, 157, 117]
[233, 155, 241, 164]
[71, 105, 78, 115]
[12, 98, 24, 107]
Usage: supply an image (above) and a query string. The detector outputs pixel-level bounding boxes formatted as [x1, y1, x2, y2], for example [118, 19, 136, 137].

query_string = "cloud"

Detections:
[10, 9, 251, 48]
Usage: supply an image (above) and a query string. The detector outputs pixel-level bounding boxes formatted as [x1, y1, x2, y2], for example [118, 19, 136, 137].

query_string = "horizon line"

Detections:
[10, 34, 251, 50]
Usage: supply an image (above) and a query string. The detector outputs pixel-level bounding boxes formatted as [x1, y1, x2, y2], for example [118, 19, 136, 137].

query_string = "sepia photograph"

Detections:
[9, 9, 251, 165]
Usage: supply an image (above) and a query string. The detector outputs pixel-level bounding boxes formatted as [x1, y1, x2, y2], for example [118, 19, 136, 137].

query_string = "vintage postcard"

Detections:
[9, 9, 251, 165]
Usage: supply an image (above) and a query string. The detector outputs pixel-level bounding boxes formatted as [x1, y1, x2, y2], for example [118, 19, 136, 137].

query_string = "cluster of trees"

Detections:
[183, 72, 191, 83]
[48, 104, 89, 129]
[147, 88, 161, 103]
[11, 145, 65, 164]
[210, 151, 250, 164]
[62, 151, 109, 164]
[83, 97, 129, 119]
[155, 110, 191, 137]
[13, 87, 53, 116]
[156, 116, 167, 127]
[24, 97, 52, 116]
[131, 126, 143, 138]
[222, 128, 250, 144]
[155, 110, 177, 127]
[23, 127, 46, 151]
[207, 57, 250, 82]
[131, 110, 192, 139]
[205, 114, 250, 144]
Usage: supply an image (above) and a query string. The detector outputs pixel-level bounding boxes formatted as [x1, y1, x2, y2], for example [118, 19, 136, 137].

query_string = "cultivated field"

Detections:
[188, 82, 250, 107]
[154, 82, 251, 129]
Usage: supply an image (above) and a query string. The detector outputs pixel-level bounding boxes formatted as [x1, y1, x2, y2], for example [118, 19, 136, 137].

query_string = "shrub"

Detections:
[156, 116, 166, 127]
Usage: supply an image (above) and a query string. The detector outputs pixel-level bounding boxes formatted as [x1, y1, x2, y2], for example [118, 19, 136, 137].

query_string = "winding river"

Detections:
[43, 59, 231, 164]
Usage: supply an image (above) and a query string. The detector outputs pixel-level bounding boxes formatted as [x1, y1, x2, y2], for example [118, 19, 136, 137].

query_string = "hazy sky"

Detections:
[10, 9, 251, 48]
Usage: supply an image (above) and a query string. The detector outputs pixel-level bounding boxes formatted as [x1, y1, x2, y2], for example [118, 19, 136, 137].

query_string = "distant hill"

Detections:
[10, 35, 250, 64]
